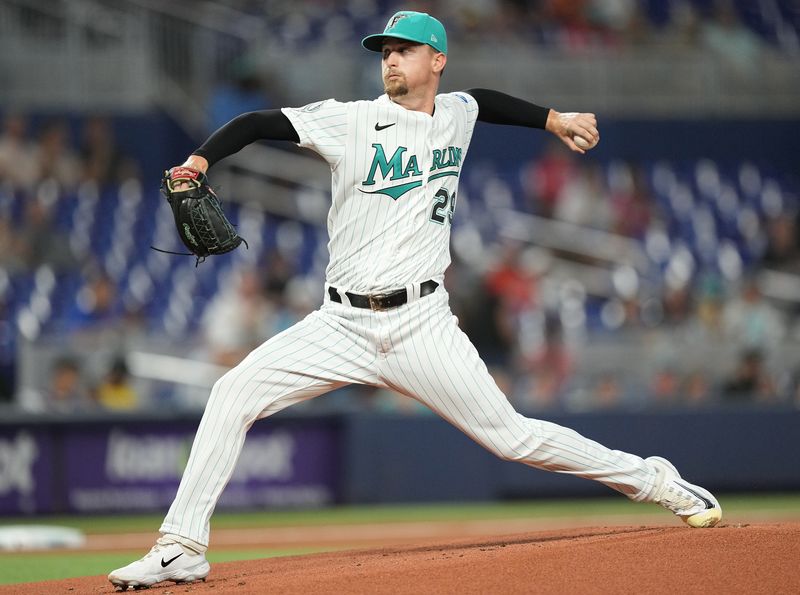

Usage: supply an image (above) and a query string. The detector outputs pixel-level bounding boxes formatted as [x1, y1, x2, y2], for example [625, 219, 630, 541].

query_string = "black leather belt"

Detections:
[328, 280, 439, 311]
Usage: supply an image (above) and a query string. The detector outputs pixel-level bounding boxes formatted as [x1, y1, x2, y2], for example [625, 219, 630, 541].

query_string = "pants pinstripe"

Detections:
[160, 286, 658, 547]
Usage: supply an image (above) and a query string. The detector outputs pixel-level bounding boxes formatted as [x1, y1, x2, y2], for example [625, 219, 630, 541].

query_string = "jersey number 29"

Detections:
[429, 188, 456, 226]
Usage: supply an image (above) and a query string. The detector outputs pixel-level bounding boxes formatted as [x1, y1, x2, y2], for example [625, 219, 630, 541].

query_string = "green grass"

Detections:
[2, 493, 798, 534]
[0, 548, 330, 585]
[0, 493, 798, 585]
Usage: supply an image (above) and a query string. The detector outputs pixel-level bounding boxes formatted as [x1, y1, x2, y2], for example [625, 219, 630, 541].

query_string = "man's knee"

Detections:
[490, 439, 538, 463]
[210, 368, 242, 400]
[207, 366, 264, 410]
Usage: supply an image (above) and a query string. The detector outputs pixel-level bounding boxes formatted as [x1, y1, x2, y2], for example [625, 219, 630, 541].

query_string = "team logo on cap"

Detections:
[388, 13, 408, 29]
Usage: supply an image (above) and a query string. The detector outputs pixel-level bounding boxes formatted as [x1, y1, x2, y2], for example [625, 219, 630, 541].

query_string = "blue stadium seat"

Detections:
[14, 150, 795, 342]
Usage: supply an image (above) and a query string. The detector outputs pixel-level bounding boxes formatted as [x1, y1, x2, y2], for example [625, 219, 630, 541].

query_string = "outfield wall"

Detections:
[0, 414, 341, 516]
[0, 409, 798, 515]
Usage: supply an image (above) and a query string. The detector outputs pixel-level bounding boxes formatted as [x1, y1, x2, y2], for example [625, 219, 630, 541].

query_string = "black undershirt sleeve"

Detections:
[192, 93, 546, 167]
[465, 88, 551, 130]
[192, 110, 300, 167]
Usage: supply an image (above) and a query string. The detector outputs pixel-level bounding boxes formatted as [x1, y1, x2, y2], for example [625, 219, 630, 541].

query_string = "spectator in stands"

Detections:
[466, 242, 538, 383]
[208, 58, 274, 133]
[441, 252, 483, 328]
[543, 0, 595, 49]
[661, 281, 694, 327]
[662, 1, 702, 47]
[609, 162, 653, 239]
[722, 276, 784, 352]
[459, 279, 515, 394]
[520, 315, 574, 411]
[485, 242, 539, 314]
[683, 369, 714, 407]
[586, 0, 636, 34]
[553, 161, 612, 229]
[691, 271, 726, 340]
[29, 356, 96, 414]
[602, 1, 654, 47]
[763, 212, 799, 272]
[0, 113, 39, 191]
[95, 355, 139, 411]
[48, 356, 89, 411]
[522, 138, 575, 217]
[80, 116, 138, 186]
[201, 267, 279, 368]
[257, 250, 308, 335]
[33, 120, 81, 190]
[721, 348, 777, 404]
[700, 0, 764, 75]
[18, 192, 77, 271]
[63, 270, 121, 333]
[584, 0, 655, 48]
[263, 249, 295, 298]
[649, 365, 682, 409]
[0, 213, 26, 273]
[280, 276, 318, 332]
[591, 372, 624, 409]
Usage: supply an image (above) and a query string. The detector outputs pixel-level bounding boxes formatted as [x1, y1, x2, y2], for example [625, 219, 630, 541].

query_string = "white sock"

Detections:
[159, 533, 207, 555]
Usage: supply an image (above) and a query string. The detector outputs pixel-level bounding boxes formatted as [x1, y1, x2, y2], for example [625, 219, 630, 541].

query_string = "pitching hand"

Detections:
[545, 110, 599, 154]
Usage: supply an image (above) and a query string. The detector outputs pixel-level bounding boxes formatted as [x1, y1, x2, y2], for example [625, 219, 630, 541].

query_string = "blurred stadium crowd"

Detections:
[1, 0, 799, 416]
[201, 0, 799, 55]
[207, 0, 798, 126]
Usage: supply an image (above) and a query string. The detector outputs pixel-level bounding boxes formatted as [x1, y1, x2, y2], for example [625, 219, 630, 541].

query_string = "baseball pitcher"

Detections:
[109, 11, 721, 590]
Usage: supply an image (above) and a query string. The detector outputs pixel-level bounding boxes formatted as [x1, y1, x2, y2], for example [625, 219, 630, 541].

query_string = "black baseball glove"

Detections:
[159, 167, 246, 264]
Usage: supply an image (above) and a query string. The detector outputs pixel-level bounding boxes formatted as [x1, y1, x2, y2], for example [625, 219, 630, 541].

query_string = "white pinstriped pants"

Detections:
[160, 283, 659, 547]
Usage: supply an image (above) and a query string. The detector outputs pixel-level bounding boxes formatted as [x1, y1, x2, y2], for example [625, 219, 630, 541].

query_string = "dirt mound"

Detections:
[4, 522, 798, 595]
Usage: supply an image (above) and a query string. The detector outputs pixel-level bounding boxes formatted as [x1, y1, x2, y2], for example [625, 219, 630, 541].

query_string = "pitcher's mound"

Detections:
[8, 522, 799, 595]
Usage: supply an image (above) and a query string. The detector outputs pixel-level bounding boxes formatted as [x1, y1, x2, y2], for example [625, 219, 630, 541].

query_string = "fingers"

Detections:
[571, 114, 599, 146]
[167, 177, 195, 192]
[166, 165, 203, 192]
[559, 112, 600, 148]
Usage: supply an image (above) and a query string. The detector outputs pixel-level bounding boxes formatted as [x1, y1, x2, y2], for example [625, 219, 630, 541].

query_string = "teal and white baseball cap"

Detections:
[362, 11, 447, 55]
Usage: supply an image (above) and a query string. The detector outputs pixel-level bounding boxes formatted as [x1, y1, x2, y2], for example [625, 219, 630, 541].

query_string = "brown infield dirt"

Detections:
[3, 521, 799, 595]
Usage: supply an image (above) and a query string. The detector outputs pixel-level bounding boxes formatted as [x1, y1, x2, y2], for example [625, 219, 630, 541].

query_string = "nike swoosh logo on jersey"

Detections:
[161, 553, 184, 567]
[375, 122, 395, 131]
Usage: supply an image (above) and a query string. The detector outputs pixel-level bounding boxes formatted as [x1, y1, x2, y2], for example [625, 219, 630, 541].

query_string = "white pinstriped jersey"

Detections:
[282, 92, 479, 293]
[160, 93, 666, 553]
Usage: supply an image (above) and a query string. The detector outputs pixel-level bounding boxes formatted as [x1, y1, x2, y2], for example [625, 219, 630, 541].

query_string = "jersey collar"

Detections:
[377, 94, 436, 118]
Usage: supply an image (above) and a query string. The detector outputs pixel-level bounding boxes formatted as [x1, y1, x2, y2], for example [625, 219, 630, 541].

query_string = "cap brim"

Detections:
[361, 33, 427, 52]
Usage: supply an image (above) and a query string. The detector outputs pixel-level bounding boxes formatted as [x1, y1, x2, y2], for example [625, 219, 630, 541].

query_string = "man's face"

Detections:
[381, 39, 442, 98]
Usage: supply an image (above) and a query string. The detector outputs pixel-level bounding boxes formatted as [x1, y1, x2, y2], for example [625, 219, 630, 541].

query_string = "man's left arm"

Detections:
[464, 88, 598, 154]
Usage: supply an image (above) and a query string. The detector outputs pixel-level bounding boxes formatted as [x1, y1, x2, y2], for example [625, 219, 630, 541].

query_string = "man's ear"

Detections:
[433, 52, 447, 75]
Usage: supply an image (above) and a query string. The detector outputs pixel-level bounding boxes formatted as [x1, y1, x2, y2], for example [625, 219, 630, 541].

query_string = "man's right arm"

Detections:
[465, 88, 598, 154]
[180, 110, 300, 173]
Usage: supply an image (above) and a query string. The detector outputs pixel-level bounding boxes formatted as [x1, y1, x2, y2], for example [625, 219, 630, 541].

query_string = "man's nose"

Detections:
[384, 51, 399, 67]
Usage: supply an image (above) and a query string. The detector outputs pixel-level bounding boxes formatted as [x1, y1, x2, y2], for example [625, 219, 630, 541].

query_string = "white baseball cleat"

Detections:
[647, 456, 722, 528]
[108, 538, 210, 590]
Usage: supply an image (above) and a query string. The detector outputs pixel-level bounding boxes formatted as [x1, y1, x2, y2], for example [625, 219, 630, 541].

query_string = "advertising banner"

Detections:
[0, 428, 54, 515]
[63, 421, 339, 513]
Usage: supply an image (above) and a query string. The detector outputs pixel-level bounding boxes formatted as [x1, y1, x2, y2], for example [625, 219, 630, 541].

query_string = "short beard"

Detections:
[384, 78, 408, 98]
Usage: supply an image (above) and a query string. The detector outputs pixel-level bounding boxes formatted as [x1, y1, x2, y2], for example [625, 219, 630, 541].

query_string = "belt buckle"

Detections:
[368, 293, 386, 311]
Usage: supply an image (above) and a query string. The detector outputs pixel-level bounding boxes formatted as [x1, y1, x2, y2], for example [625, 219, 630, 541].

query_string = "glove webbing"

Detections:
[189, 199, 242, 255]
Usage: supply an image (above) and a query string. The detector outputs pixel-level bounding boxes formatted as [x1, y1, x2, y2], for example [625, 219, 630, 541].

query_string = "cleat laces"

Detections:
[656, 481, 708, 516]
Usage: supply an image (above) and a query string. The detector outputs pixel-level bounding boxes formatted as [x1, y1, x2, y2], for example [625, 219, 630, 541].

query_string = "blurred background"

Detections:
[0, 0, 799, 516]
